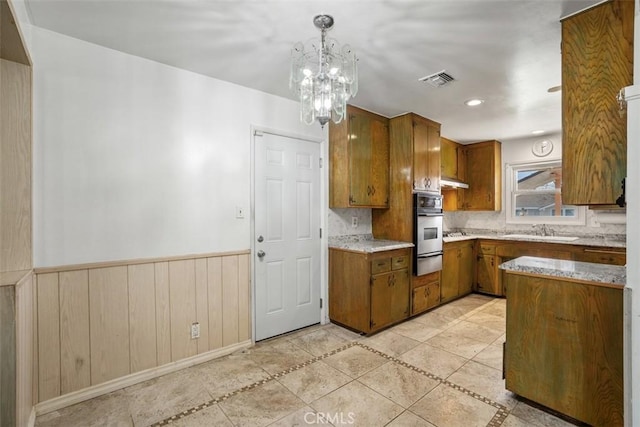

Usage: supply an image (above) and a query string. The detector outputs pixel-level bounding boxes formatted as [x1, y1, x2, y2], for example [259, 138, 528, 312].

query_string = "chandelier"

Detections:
[289, 15, 358, 127]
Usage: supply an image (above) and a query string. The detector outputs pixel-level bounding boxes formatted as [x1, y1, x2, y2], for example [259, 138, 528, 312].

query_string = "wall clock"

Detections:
[532, 139, 554, 157]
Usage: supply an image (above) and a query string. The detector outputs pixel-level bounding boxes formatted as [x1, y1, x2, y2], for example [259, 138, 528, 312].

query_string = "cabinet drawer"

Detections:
[391, 255, 409, 271]
[578, 249, 626, 266]
[371, 258, 391, 275]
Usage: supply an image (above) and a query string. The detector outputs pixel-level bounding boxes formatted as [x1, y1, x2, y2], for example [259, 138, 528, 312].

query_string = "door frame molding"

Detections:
[250, 125, 328, 342]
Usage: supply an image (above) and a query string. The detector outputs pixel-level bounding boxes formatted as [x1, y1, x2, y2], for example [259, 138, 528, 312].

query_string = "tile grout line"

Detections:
[356, 343, 508, 427]
[150, 342, 359, 426]
[151, 338, 508, 427]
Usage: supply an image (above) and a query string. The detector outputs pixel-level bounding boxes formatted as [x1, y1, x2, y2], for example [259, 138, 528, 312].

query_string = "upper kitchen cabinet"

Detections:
[561, 0, 634, 206]
[411, 115, 441, 193]
[441, 137, 467, 211]
[372, 113, 441, 242]
[329, 105, 390, 208]
[461, 140, 502, 211]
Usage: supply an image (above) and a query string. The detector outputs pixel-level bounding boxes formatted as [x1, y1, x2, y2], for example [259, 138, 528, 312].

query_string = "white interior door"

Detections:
[254, 131, 321, 341]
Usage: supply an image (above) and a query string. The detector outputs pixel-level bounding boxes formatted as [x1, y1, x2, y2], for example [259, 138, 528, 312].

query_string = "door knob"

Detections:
[257, 250, 266, 258]
[257, 235, 264, 243]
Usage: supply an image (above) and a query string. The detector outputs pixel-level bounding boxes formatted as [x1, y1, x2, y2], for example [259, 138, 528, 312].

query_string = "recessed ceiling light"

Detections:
[547, 85, 562, 93]
[532, 130, 545, 135]
[464, 99, 484, 107]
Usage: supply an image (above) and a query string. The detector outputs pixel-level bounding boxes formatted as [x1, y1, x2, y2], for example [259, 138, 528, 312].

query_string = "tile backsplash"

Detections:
[328, 208, 372, 236]
[327, 207, 625, 238]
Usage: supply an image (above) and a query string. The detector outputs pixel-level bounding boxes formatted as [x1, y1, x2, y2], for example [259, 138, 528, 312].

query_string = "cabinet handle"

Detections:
[487, 191, 492, 203]
[371, 186, 376, 195]
[423, 177, 428, 188]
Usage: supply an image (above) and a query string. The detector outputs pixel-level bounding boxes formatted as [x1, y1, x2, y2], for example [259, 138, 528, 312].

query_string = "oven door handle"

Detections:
[417, 213, 443, 217]
[417, 252, 443, 259]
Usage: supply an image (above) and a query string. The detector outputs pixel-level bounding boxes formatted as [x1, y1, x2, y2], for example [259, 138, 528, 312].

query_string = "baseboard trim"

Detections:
[34, 340, 252, 416]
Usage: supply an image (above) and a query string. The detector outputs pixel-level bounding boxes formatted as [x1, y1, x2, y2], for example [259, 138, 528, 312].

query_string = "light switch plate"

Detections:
[236, 206, 244, 218]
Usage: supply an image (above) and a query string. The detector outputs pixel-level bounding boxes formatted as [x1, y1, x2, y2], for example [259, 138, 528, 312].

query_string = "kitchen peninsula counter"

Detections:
[501, 255, 624, 426]
[499, 256, 625, 287]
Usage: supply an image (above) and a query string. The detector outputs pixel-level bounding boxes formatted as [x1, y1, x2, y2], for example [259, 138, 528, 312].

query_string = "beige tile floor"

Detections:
[35, 294, 577, 427]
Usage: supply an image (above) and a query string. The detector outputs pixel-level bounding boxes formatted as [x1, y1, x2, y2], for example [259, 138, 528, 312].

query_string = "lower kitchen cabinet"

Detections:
[504, 270, 623, 426]
[411, 271, 441, 315]
[329, 247, 411, 334]
[442, 240, 474, 302]
[476, 241, 500, 296]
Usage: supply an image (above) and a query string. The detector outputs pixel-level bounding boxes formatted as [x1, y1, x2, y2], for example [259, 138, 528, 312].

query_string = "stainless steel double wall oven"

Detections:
[413, 193, 443, 276]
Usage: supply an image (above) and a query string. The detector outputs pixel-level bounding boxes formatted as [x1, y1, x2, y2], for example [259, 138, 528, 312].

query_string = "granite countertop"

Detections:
[329, 234, 414, 253]
[443, 232, 626, 248]
[499, 256, 626, 287]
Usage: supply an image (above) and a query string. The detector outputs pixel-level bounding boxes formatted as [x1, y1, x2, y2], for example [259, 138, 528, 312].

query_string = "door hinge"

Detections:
[320, 298, 323, 309]
[319, 157, 323, 168]
[320, 228, 322, 238]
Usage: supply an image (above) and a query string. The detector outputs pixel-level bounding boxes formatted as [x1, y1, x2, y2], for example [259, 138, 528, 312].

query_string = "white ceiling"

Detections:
[24, 0, 602, 143]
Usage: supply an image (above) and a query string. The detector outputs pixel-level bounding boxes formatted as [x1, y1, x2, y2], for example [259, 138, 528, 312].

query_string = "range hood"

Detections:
[440, 178, 469, 189]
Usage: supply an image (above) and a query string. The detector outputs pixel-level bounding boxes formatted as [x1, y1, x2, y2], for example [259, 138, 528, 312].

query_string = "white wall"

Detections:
[444, 133, 627, 236]
[30, 27, 325, 267]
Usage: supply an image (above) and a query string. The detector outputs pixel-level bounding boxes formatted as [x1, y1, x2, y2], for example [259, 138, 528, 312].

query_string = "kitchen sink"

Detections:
[501, 234, 580, 242]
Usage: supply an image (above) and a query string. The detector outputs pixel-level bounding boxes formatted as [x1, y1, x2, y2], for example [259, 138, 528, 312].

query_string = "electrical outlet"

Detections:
[236, 206, 244, 218]
[351, 216, 358, 228]
[191, 322, 200, 339]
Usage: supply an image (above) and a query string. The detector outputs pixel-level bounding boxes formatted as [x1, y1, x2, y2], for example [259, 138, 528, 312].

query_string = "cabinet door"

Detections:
[464, 141, 501, 211]
[390, 269, 410, 323]
[426, 123, 441, 192]
[349, 112, 373, 206]
[348, 111, 389, 207]
[371, 272, 394, 331]
[458, 242, 474, 295]
[476, 254, 499, 295]
[441, 137, 458, 179]
[441, 246, 459, 302]
[369, 117, 390, 207]
[413, 119, 440, 192]
[413, 120, 429, 191]
[561, 0, 633, 206]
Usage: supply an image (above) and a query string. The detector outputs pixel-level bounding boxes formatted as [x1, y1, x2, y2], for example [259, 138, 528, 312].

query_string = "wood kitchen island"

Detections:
[500, 256, 625, 426]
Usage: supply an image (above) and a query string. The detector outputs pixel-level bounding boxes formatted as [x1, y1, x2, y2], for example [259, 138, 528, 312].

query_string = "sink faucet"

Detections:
[533, 224, 554, 236]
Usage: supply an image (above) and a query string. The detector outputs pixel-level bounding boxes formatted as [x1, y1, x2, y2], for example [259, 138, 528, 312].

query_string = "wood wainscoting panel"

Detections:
[127, 264, 157, 373]
[221, 256, 239, 347]
[0, 59, 31, 272]
[89, 267, 130, 385]
[59, 270, 91, 394]
[154, 262, 172, 365]
[168, 260, 197, 361]
[34, 250, 251, 403]
[15, 272, 34, 427]
[194, 258, 210, 354]
[36, 273, 60, 401]
[207, 257, 223, 350]
[238, 254, 250, 342]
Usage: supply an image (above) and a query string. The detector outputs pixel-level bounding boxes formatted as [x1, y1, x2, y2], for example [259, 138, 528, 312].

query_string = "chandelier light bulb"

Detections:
[290, 15, 358, 128]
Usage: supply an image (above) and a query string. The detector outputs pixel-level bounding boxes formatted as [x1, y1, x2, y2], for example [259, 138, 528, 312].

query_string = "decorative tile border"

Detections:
[152, 339, 508, 426]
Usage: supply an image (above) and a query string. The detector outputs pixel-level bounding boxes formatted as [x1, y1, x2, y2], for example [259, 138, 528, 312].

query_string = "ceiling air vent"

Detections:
[419, 70, 455, 88]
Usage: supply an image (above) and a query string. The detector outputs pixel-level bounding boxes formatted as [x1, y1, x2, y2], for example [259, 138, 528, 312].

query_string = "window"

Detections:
[506, 160, 585, 225]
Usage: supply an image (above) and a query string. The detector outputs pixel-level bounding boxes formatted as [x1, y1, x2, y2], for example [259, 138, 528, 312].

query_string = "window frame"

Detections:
[505, 159, 586, 225]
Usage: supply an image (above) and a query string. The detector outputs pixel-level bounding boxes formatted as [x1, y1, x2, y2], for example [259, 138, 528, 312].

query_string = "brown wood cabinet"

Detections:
[474, 238, 626, 297]
[561, 0, 633, 206]
[329, 247, 410, 334]
[329, 105, 390, 208]
[463, 140, 501, 211]
[441, 137, 467, 211]
[372, 113, 441, 242]
[411, 271, 441, 315]
[476, 241, 500, 296]
[504, 271, 623, 426]
[442, 240, 474, 302]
